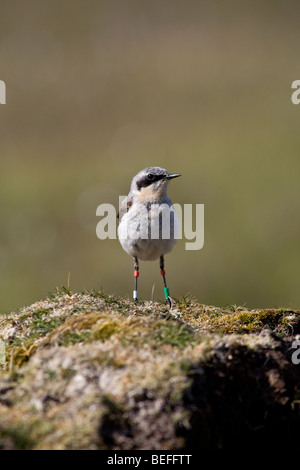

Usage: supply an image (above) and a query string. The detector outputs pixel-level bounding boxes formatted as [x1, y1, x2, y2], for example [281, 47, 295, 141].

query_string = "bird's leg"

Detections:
[133, 256, 139, 302]
[160, 255, 172, 308]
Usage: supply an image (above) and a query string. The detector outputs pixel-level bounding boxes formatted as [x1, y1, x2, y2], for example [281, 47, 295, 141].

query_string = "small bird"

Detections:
[118, 167, 181, 307]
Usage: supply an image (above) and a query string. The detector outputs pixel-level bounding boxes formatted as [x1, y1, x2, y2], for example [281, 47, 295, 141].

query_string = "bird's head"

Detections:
[130, 167, 181, 202]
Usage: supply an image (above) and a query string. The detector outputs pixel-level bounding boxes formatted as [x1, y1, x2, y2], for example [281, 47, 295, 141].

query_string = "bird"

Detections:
[117, 167, 181, 307]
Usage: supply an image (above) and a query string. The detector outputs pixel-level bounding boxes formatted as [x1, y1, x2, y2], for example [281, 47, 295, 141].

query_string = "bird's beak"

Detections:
[165, 173, 181, 180]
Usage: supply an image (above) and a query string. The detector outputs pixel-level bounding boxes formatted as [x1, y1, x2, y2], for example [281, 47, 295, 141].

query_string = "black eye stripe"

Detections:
[137, 173, 166, 190]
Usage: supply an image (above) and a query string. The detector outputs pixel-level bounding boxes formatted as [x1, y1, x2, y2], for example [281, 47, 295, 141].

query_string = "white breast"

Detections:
[118, 200, 179, 261]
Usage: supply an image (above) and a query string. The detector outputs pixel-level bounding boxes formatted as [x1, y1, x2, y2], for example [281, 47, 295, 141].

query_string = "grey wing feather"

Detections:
[117, 196, 133, 222]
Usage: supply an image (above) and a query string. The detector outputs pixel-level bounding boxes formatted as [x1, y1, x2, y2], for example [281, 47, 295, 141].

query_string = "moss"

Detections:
[0, 425, 35, 450]
[46, 369, 57, 380]
[179, 305, 300, 335]
[92, 321, 120, 342]
[61, 368, 77, 380]
[152, 321, 199, 349]
[59, 330, 92, 346]
[0, 290, 300, 449]
[30, 318, 62, 336]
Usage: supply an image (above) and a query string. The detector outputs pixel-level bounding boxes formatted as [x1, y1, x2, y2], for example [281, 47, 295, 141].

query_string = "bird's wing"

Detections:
[117, 196, 133, 222]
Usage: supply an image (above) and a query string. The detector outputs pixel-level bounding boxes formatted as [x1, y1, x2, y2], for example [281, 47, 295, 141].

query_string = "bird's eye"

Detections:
[147, 174, 155, 180]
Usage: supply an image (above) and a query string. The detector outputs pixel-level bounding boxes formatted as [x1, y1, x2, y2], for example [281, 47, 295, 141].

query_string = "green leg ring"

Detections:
[164, 287, 170, 299]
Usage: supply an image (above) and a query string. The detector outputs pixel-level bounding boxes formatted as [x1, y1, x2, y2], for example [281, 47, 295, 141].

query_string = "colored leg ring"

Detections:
[164, 287, 170, 299]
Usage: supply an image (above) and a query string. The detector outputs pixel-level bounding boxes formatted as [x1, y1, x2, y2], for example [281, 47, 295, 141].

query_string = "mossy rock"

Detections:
[0, 289, 299, 449]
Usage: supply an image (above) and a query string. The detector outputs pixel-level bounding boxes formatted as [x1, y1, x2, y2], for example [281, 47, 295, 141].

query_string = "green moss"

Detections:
[92, 321, 120, 342]
[152, 321, 198, 349]
[182, 307, 300, 335]
[46, 369, 57, 380]
[0, 291, 299, 450]
[0, 426, 34, 450]
[30, 318, 62, 336]
[61, 367, 77, 380]
[59, 330, 92, 346]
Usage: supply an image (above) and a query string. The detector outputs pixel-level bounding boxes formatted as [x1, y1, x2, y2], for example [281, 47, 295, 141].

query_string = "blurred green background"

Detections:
[0, 0, 299, 312]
